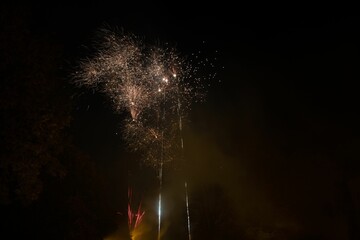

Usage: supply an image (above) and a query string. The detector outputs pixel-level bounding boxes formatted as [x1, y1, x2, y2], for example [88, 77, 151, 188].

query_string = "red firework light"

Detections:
[128, 187, 145, 233]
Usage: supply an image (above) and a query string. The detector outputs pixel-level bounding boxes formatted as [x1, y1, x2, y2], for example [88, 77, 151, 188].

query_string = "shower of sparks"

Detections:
[74, 28, 214, 166]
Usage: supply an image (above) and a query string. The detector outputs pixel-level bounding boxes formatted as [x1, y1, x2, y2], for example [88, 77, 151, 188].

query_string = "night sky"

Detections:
[1, 2, 360, 240]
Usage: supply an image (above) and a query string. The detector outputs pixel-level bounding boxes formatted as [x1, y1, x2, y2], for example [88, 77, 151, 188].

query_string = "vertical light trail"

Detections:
[178, 98, 192, 240]
[158, 161, 163, 240]
[158, 88, 166, 240]
[185, 181, 191, 240]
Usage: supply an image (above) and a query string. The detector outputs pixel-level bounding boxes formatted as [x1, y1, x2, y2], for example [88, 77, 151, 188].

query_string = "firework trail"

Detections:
[74, 28, 215, 239]
[185, 181, 191, 240]
[177, 96, 192, 240]
[158, 90, 164, 240]
[158, 161, 163, 240]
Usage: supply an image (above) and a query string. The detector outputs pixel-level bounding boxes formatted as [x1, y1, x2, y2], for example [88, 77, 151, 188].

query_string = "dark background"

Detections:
[1, 2, 359, 240]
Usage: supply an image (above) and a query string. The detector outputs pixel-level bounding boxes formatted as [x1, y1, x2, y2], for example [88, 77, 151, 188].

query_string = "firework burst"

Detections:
[74, 27, 217, 239]
[74, 28, 211, 167]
